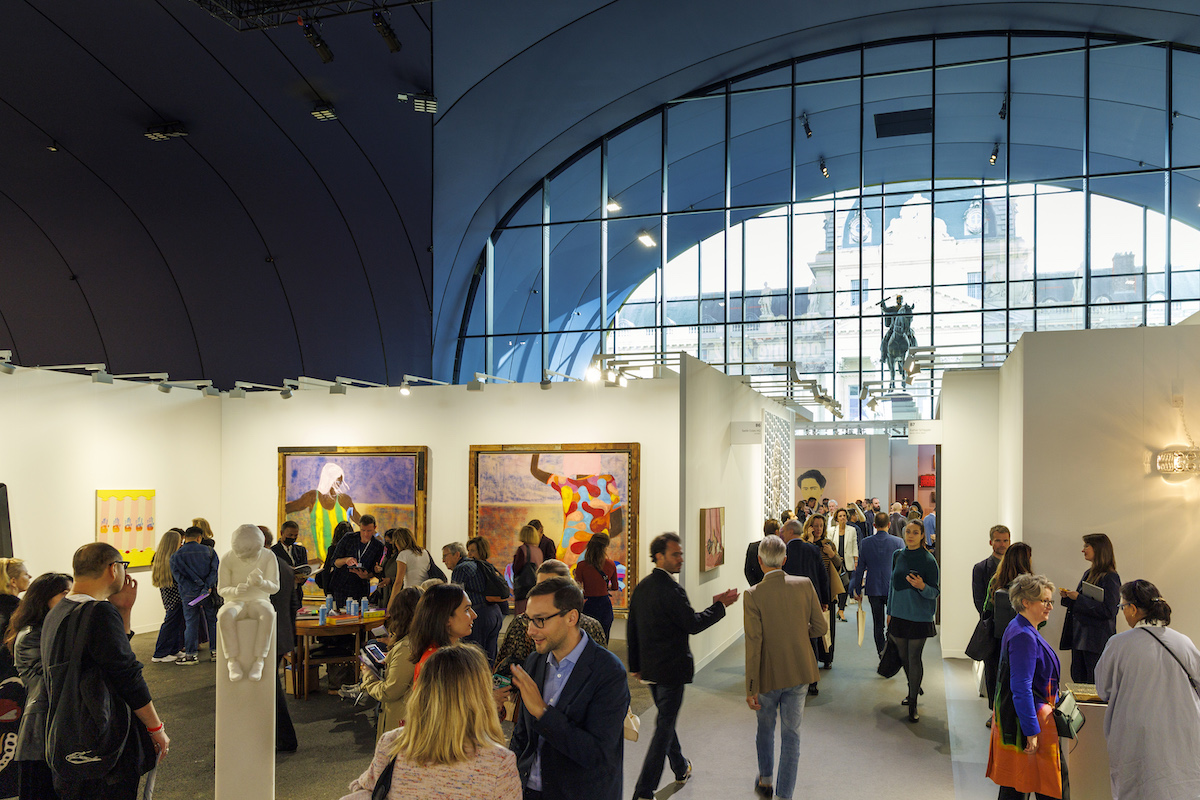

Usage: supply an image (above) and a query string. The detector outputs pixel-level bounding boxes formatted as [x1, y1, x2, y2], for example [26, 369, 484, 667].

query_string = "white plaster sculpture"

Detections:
[217, 524, 280, 682]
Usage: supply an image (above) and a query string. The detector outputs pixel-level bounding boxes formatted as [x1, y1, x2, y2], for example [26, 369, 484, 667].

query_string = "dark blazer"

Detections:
[1059, 569, 1121, 654]
[508, 637, 629, 800]
[272, 541, 309, 605]
[270, 555, 301, 657]
[972, 554, 1001, 615]
[782, 538, 831, 604]
[13, 624, 47, 761]
[627, 568, 725, 684]
[744, 540, 765, 586]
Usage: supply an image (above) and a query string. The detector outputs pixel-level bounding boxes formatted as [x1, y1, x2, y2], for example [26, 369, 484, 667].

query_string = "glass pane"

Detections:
[699, 321, 725, 362]
[1089, 173, 1166, 304]
[1171, 170, 1200, 307]
[746, 321, 788, 363]
[1010, 51, 1085, 181]
[607, 114, 662, 217]
[1089, 45, 1167, 173]
[494, 334, 541, 382]
[795, 79, 858, 201]
[1172, 49, 1200, 168]
[796, 49, 862, 84]
[934, 60, 1007, 187]
[607, 216, 661, 327]
[1036, 305, 1084, 331]
[1090, 303, 1146, 329]
[491, 226, 542, 335]
[936, 36, 1007, 66]
[882, 191, 934, 290]
[549, 149, 600, 223]
[1034, 185, 1084, 305]
[864, 40, 932, 74]
[733, 65, 790, 91]
[663, 325, 699, 357]
[864, 71, 932, 188]
[504, 186, 542, 229]
[741, 209, 789, 305]
[667, 97, 725, 212]
[459, 336, 485, 381]
[731, 87, 791, 207]
[547, 330, 602, 378]
[549, 221, 601, 331]
[794, 318, 834, 373]
[1011, 35, 1086, 57]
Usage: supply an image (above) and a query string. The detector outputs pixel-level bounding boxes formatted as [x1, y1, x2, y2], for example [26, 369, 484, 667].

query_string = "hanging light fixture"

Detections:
[990, 143, 1000, 166]
[820, 158, 829, 179]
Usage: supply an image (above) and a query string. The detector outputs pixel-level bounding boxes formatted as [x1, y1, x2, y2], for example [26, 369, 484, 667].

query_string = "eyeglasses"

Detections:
[1037, 599, 1055, 608]
[111, 560, 131, 570]
[528, 610, 569, 629]
[1117, 602, 1131, 611]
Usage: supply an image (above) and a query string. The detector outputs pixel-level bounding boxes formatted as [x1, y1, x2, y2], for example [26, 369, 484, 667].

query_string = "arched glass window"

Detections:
[460, 33, 1200, 420]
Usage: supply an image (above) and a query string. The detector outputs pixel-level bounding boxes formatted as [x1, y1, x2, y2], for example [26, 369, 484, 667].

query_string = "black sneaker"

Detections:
[177, 654, 199, 665]
[675, 759, 692, 785]
[754, 780, 774, 798]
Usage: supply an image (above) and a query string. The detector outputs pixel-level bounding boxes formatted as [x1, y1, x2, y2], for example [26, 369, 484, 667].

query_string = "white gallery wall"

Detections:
[0, 369, 222, 632]
[679, 356, 794, 670]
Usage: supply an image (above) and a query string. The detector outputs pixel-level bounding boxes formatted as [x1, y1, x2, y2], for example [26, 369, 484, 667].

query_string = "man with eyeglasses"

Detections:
[42, 543, 169, 799]
[508, 577, 629, 800]
[628, 532, 739, 800]
[171, 525, 220, 665]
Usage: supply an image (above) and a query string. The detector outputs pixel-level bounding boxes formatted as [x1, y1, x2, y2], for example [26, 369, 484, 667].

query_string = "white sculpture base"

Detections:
[216, 617, 276, 800]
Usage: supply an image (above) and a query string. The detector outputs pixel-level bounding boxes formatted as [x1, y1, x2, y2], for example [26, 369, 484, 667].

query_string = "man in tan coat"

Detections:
[744, 534, 828, 799]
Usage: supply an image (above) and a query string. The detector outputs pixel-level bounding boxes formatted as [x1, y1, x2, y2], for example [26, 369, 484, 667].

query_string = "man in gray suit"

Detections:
[744, 535, 828, 799]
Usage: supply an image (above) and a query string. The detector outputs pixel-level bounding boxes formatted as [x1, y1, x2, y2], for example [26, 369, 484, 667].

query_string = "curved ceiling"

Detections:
[430, 0, 1200, 379]
[1, 0, 433, 388]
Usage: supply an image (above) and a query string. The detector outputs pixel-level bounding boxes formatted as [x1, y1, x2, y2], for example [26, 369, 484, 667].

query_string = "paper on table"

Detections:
[858, 603, 866, 646]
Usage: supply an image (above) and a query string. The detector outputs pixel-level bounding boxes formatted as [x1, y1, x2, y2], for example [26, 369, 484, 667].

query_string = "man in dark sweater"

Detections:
[972, 524, 1010, 615]
[778, 519, 830, 692]
[744, 519, 781, 587]
[43, 543, 169, 799]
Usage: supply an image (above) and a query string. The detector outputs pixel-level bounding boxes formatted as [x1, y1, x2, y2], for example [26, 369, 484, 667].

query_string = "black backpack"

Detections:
[512, 545, 540, 601]
[474, 558, 511, 604]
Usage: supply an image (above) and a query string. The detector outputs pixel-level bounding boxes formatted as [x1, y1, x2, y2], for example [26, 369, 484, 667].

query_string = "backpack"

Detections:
[475, 558, 511, 605]
[512, 545, 541, 601]
[424, 550, 447, 583]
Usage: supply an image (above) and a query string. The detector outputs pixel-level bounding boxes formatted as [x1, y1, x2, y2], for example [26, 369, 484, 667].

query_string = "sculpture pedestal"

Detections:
[216, 617, 276, 800]
[881, 392, 920, 420]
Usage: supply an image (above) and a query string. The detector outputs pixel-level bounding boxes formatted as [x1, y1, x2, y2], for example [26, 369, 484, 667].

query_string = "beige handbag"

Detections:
[623, 707, 641, 741]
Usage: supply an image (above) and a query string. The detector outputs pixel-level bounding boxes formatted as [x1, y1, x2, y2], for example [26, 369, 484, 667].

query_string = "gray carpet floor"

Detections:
[130, 602, 999, 799]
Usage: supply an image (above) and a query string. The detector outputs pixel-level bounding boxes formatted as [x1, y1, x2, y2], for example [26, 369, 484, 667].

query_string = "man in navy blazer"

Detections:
[851, 511, 904, 656]
[628, 533, 739, 799]
[509, 577, 629, 800]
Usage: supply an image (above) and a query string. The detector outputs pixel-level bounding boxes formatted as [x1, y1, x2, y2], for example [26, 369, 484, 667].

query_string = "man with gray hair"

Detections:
[443, 541, 502, 662]
[744, 535, 827, 799]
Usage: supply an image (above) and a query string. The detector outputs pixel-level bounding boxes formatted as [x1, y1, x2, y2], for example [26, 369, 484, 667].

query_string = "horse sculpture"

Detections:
[879, 296, 916, 390]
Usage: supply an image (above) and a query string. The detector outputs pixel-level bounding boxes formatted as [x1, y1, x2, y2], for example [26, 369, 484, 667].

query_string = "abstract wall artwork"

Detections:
[762, 409, 793, 520]
[700, 506, 725, 572]
[469, 444, 639, 614]
[278, 446, 428, 570]
[96, 490, 156, 568]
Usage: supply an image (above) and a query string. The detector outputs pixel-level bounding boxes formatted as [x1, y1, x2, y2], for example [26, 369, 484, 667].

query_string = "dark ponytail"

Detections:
[1120, 579, 1172, 625]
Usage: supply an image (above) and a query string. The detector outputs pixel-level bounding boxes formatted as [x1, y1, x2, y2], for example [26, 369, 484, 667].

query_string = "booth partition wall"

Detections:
[456, 33, 1200, 421]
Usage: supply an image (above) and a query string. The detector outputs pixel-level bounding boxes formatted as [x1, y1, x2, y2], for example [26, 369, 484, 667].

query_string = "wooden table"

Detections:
[291, 617, 379, 699]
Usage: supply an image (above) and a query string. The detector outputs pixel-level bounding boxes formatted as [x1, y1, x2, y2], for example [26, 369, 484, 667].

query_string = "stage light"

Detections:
[999, 94, 1008, 121]
[202, 385, 221, 397]
[801, 113, 812, 138]
[372, 11, 401, 53]
[280, 388, 293, 399]
[228, 387, 246, 399]
[157, 382, 172, 393]
[144, 122, 188, 141]
[399, 381, 411, 396]
[397, 93, 437, 113]
[990, 143, 999, 166]
[820, 159, 829, 179]
[586, 366, 602, 382]
[300, 18, 333, 64]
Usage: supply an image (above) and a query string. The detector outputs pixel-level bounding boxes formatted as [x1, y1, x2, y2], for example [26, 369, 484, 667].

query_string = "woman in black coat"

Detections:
[1058, 532, 1120, 683]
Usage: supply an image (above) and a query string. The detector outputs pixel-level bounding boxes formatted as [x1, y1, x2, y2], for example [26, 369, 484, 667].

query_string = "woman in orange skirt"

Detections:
[986, 573, 1065, 800]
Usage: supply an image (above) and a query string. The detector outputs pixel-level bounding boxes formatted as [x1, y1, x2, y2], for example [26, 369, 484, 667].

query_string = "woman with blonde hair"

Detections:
[151, 528, 187, 662]
[510, 525, 544, 615]
[1059, 532, 1120, 683]
[340, 644, 520, 800]
[191, 517, 216, 547]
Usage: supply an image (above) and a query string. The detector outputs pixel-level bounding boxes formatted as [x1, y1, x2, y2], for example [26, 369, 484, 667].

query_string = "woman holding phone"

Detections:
[887, 522, 940, 722]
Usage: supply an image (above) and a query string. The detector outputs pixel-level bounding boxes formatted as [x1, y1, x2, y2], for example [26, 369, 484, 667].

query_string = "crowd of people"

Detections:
[0, 498, 1194, 800]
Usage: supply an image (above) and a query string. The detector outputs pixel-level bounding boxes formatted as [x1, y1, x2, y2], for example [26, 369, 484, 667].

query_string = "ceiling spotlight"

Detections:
[990, 143, 999, 166]
[467, 377, 485, 391]
[202, 385, 221, 397]
[586, 365, 602, 382]
[801, 113, 813, 138]
[397, 93, 437, 114]
[228, 387, 247, 399]
[399, 381, 411, 396]
[858, 385, 869, 401]
[91, 370, 113, 385]
[637, 230, 657, 247]
[300, 18, 334, 64]
[311, 102, 337, 122]
[157, 382, 172, 393]
[618, 374, 629, 388]
[144, 122, 188, 141]
[46, 141, 60, 152]
[329, 382, 348, 395]
[280, 387, 293, 399]
[372, 11, 402, 53]
[820, 158, 829, 179]
[999, 93, 1008, 121]
[606, 197, 622, 213]
[867, 397, 878, 411]
[0, 351, 14, 375]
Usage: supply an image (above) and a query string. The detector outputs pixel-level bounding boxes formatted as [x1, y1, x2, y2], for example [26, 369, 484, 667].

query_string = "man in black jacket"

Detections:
[972, 524, 1010, 615]
[271, 520, 309, 606]
[43, 543, 169, 800]
[779, 519, 831, 689]
[509, 578, 629, 800]
[743, 519, 780, 587]
[628, 533, 739, 800]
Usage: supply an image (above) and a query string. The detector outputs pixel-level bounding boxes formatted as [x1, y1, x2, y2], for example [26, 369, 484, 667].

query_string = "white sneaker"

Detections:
[151, 654, 178, 663]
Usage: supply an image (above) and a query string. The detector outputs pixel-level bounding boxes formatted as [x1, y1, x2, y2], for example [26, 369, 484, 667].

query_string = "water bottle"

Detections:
[325, 595, 334, 611]
[361, 596, 370, 613]
[348, 599, 358, 616]
[318, 606, 328, 626]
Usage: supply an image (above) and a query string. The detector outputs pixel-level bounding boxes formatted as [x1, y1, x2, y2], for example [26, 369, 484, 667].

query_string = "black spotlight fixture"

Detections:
[801, 112, 813, 138]
[990, 143, 999, 166]
[144, 122, 188, 141]
[999, 92, 1008, 121]
[300, 18, 333, 64]
[372, 11, 401, 53]
[820, 158, 829, 178]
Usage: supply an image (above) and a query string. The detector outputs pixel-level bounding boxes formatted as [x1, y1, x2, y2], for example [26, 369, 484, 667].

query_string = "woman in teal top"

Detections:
[887, 521, 940, 722]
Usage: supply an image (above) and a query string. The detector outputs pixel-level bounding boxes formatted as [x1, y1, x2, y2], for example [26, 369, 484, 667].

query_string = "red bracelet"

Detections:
[146, 723, 164, 734]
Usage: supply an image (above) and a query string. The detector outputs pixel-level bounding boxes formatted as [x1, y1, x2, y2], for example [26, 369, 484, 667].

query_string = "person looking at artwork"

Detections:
[529, 453, 625, 567]
[572, 533, 618, 641]
[529, 519, 558, 564]
[511, 525, 545, 615]
[1058, 532, 1121, 683]
[392, 527, 434, 590]
[9, 571, 73, 800]
[494, 560, 608, 680]
[1095, 580, 1200, 800]
[150, 528, 186, 662]
[283, 462, 363, 562]
[443, 542, 503, 663]
[330, 515, 385, 610]
[408, 583, 477, 681]
[272, 520, 309, 606]
[340, 644, 521, 800]
[170, 526, 219, 665]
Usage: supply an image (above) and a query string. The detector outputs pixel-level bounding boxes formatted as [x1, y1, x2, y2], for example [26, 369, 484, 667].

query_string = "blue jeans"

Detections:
[634, 683, 688, 798]
[152, 600, 185, 658]
[182, 592, 218, 655]
[755, 684, 806, 799]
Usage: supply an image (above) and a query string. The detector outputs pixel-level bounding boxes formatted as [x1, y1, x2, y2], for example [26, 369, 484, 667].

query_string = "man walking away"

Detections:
[851, 512, 904, 656]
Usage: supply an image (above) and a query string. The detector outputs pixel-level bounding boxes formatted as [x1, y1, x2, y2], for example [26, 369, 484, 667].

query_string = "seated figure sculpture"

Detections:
[217, 524, 281, 682]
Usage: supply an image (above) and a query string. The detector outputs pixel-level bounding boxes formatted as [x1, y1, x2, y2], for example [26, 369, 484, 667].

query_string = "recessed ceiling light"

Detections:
[311, 102, 337, 121]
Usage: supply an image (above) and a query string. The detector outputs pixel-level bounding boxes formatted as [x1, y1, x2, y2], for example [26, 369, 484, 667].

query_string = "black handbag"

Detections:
[1053, 688, 1086, 739]
[372, 756, 397, 800]
[877, 638, 903, 678]
[46, 603, 154, 781]
[965, 614, 997, 661]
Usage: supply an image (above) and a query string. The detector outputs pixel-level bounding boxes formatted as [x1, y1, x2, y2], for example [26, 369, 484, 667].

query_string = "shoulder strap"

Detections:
[371, 756, 397, 800]
[1141, 627, 1200, 698]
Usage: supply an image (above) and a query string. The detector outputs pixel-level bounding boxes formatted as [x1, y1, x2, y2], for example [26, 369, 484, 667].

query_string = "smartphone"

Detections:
[492, 674, 512, 689]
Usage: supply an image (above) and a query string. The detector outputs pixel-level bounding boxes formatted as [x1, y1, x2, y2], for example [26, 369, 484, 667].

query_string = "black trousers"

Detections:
[1070, 649, 1101, 683]
[276, 655, 298, 751]
[868, 595, 888, 654]
[634, 683, 688, 798]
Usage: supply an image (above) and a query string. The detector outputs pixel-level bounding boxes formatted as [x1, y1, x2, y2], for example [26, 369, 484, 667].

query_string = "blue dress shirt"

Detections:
[528, 630, 591, 791]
